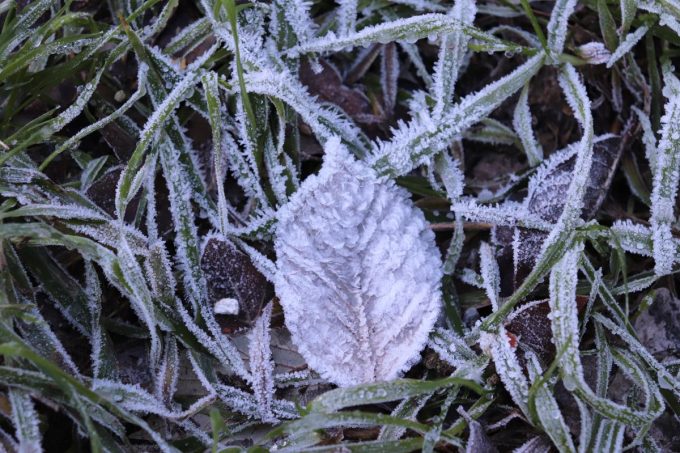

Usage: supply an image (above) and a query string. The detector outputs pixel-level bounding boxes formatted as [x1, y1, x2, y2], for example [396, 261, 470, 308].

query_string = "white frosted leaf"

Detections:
[576, 42, 611, 65]
[610, 220, 655, 257]
[650, 63, 680, 276]
[479, 242, 501, 311]
[371, 52, 545, 177]
[549, 244, 657, 427]
[9, 390, 42, 453]
[525, 352, 575, 453]
[431, 0, 477, 118]
[288, 13, 465, 57]
[513, 84, 543, 166]
[606, 26, 648, 68]
[275, 138, 442, 386]
[453, 199, 552, 231]
[546, 0, 577, 59]
[428, 328, 488, 382]
[337, 0, 358, 36]
[632, 106, 658, 171]
[620, 0, 637, 33]
[434, 151, 465, 201]
[248, 303, 276, 422]
[271, 0, 317, 46]
[245, 68, 370, 156]
[479, 326, 529, 415]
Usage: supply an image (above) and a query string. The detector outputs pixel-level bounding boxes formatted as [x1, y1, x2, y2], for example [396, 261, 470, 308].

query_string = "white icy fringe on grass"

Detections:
[513, 84, 543, 166]
[479, 326, 528, 415]
[275, 138, 442, 386]
[9, 389, 42, 453]
[549, 243, 662, 429]
[650, 63, 680, 276]
[546, 0, 577, 58]
[370, 52, 544, 176]
[431, 0, 476, 118]
[248, 303, 276, 422]
[525, 352, 575, 453]
[479, 242, 500, 311]
[606, 26, 649, 68]
[288, 13, 468, 56]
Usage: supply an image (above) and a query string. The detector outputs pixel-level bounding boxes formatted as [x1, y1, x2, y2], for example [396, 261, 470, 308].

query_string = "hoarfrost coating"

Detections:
[274, 138, 442, 387]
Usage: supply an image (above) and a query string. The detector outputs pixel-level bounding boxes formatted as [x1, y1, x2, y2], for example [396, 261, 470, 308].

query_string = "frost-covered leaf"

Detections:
[650, 63, 680, 276]
[271, 0, 317, 47]
[9, 389, 42, 453]
[546, 0, 577, 58]
[246, 68, 371, 156]
[378, 393, 430, 441]
[371, 52, 544, 177]
[275, 138, 442, 386]
[576, 42, 611, 65]
[288, 13, 470, 57]
[202, 71, 231, 235]
[479, 242, 501, 311]
[337, 0, 358, 37]
[549, 243, 660, 428]
[248, 303, 276, 422]
[480, 325, 529, 415]
[460, 408, 497, 453]
[513, 84, 543, 166]
[505, 136, 622, 290]
[431, 0, 477, 118]
[606, 26, 648, 68]
[307, 375, 481, 413]
[525, 352, 575, 453]
[435, 151, 465, 202]
[620, 0, 638, 34]
[513, 436, 552, 453]
[429, 328, 488, 381]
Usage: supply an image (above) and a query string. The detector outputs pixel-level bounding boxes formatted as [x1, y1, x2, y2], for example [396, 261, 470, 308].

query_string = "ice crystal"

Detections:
[214, 298, 240, 315]
[275, 138, 442, 386]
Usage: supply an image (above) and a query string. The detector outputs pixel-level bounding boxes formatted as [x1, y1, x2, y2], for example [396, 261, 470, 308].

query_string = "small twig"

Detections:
[429, 222, 492, 232]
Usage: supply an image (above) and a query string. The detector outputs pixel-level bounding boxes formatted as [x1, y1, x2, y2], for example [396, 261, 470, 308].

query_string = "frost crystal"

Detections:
[576, 42, 611, 65]
[214, 298, 240, 315]
[275, 138, 442, 386]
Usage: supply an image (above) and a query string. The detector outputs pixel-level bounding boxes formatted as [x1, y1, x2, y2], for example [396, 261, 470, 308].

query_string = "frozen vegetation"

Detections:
[0, 0, 680, 451]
